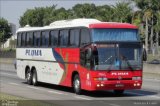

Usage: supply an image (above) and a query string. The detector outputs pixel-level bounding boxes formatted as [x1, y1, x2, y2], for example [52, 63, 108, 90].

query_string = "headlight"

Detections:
[94, 77, 108, 81]
[132, 77, 141, 80]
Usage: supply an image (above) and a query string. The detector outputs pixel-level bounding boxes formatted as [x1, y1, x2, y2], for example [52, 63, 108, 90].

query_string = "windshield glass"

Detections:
[92, 43, 142, 70]
[91, 29, 139, 42]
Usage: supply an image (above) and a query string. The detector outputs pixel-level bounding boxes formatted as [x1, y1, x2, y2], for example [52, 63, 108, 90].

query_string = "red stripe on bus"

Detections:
[89, 23, 137, 29]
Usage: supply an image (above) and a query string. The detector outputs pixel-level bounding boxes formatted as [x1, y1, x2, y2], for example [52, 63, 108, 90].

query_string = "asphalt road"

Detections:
[0, 63, 160, 106]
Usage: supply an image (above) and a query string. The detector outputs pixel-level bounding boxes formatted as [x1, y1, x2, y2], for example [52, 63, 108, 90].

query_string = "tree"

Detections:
[112, 2, 132, 23]
[154, 11, 160, 54]
[95, 5, 113, 21]
[72, 3, 96, 18]
[144, 9, 152, 53]
[134, 0, 160, 54]
[42, 6, 57, 25]
[134, 0, 153, 53]
[0, 18, 12, 48]
[132, 10, 145, 42]
[19, 7, 46, 27]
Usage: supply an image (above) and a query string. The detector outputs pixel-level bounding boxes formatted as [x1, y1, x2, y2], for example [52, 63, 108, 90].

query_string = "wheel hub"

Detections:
[27, 72, 31, 80]
[33, 74, 36, 83]
[74, 79, 80, 89]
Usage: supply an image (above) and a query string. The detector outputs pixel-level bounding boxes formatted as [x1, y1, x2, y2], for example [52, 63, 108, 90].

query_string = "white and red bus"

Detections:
[16, 19, 142, 94]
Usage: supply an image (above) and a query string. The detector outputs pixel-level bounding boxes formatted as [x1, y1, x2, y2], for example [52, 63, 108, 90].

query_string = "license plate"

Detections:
[115, 84, 124, 87]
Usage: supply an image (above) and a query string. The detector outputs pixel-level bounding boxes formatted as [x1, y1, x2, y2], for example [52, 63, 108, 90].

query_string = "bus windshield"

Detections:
[91, 28, 139, 42]
[92, 43, 142, 70]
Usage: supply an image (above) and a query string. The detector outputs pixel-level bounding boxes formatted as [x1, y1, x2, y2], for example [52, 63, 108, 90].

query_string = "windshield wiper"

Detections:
[122, 57, 134, 71]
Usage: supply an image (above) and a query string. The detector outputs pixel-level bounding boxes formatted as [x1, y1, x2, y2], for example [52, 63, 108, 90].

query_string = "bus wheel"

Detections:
[26, 68, 32, 85]
[73, 74, 81, 94]
[114, 90, 124, 95]
[32, 69, 38, 86]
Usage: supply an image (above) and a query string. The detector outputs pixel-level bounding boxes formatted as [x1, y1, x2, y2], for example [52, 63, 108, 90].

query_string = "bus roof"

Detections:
[16, 18, 137, 33]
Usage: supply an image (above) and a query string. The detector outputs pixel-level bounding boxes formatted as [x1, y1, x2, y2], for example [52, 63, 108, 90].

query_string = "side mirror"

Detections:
[86, 48, 92, 59]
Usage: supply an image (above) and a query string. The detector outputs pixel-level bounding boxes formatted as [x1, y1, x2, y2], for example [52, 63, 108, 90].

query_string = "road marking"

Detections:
[126, 91, 160, 99]
[9, 82, 19, 86]
[48, 90, 63, 95]
[74, 96, 92, 100]
[27, 85, 68, 95]
[27, 86, 43, 90]
[149, 95, 160, 99]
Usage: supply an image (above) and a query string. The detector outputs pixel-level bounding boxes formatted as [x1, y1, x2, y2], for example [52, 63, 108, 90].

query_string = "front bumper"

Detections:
[86, 80, 142, 91]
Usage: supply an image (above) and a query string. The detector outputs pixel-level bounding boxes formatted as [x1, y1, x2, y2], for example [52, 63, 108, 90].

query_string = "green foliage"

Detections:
[112, 2, 132, 22]
[72, 3, 96, 18]
[19, 3, 133, 27]
[133, 0, 160, 54]
[95, 5, 113, 21]
[0, 18, 12, 44]
[0, 18, 12, 43]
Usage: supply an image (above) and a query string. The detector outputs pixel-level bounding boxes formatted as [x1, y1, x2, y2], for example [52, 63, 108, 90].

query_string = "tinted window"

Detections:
[33, 31, 41, 47]
[26, 32, 33, 46]
[91, 29, 139, 42]
[41, 31, 49, 47]
[70, 29, 80, 47]
[80, 28, 90, 46]
[21, 32, 26, 47]
[17, 33, 21, 47]
[60, 30, 68, 46]
[50, 30, 59, 46]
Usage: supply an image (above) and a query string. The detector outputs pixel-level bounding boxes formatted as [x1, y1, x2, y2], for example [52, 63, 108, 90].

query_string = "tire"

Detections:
[114, 90, 124, 95]
[73, 74, 81, 94]
[26, 68, 32, 85]
[32, 69, 38, 86]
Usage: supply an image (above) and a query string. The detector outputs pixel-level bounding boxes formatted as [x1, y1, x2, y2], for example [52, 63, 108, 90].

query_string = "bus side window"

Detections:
[69, 29, 80, 47]
[80, 28, 90, 46]
[42, 31, 49, 47]
[45, 31, 50, 47]
[50, 30, 59, 46]
[29, 32, 33, 46]
[41, 31, 46, 47]
[33, 32, 36, 47]
[34, 31, 41, 47]
[17, 33, 21, 47]
[26, 32, 33, 47]
[60, 29, 69, 47]
[21, 32, 26, 47]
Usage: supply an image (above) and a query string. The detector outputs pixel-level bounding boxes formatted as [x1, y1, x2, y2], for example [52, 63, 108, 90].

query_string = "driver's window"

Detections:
[80, 48, 91, 69]
[85, 49, 91, 69]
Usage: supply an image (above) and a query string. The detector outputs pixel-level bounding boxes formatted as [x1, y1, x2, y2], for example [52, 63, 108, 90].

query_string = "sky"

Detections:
[0, 0, 132, 29]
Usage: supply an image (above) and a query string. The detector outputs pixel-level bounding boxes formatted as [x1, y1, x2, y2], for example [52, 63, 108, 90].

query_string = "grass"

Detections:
[147, 47, 160, 62]
[0, 92, 57, 106]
